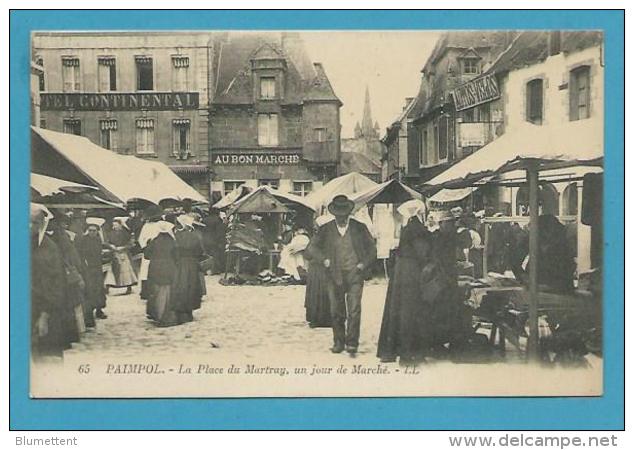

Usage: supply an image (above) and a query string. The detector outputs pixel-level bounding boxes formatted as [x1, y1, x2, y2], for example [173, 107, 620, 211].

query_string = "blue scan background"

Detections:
[9, 10, 624, 430]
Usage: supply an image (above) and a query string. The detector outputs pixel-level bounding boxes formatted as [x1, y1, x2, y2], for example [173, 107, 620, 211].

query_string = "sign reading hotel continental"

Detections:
[40, 92, 199, 111]
[452, 74, 500, 111]
[213, 153, 301, 165]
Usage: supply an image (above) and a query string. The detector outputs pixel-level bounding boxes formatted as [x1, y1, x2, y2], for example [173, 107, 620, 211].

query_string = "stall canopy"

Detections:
[228, 187, 289, 215]
[213, 185, 253, 209]
[350, 178, 422, 208]
[429, 186, 475, 204]
[32, 127, 208, 205]
[305, 172, 378, 212]
[425, 121, 603, 189]
[31, 172, 123, 209]
[31, 173, 97, 197]
[423, 121, 603, 362]
[227, 185, 315, 215]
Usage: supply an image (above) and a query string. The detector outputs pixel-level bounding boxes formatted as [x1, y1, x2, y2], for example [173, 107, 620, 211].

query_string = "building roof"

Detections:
[383, 97, 418, 144]
[487, 31, 603, 75]
[422, 31, 514, 73]
[411, 31, 515, 121]
[339, 151, 382, 176]
[213, 32, 340, 106]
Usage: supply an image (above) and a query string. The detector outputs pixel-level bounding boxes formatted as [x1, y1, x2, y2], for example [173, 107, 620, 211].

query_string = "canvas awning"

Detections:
[228, 188, 289, 215]
[31, 173, 97, 197]
[429, 187, 475, 203]
[225, 185, 315, 215]
[31, 127, 208, 205]
[305, 172, 378, 212]
[423, 121, 604, 362]
[31, 172, 122, 209]
[213, 185, 252, 209]
[426, 121, 603, 189]
[350, 179, 422, 207]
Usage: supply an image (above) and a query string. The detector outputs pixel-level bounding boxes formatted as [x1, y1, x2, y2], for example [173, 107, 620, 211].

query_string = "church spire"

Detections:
[360, 86, 378, 139]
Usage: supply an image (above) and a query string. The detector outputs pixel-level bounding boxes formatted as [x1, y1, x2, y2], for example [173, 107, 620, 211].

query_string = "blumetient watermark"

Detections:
[15, 436, 78, 446]
[448, 434, 619, 448]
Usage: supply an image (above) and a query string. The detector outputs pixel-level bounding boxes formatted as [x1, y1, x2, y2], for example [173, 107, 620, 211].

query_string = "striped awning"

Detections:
[135, 118, 154, 129]
[172, 56, 190, 68]
[100, 119, 118, 131]
[173, 118, 191, 126]
[135, 55, 153, 65]
[98, 56, 116, 66]
[61, 57, 80, 66]
[170, 165, 208, 175]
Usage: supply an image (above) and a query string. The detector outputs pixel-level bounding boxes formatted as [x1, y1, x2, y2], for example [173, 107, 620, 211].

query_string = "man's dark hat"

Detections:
[328, 194, 355, 216]
[143, 204, 164, 221]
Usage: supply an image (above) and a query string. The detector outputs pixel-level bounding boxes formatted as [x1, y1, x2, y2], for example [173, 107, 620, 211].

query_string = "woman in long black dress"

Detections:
[144, 221, 179, 327]
[31, 204, 66, 361]
[377, 200, 435, 365]
[172, 215, 206, 323]
[49, 213, 85, 347]
[304, 216, 333, 328]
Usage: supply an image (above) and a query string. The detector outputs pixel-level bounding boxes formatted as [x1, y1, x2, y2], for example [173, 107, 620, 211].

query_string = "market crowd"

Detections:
[30, 200, 225, 362]
[31, 192, 577, 366]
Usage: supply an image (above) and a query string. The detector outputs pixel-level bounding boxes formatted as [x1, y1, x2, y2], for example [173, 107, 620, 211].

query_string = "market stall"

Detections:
[305, 171, 378, 214]
[424, 122, 603, 361]
[31, 126, 208, 206]
[31, 173, 121, 209]
[350, 179, 423, 278]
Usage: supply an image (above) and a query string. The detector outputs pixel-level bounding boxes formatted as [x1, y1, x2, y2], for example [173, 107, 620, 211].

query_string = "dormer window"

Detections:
[260, 77, 276, 99]
[462, 58, 480, 75]
[458, 48, 482, 76]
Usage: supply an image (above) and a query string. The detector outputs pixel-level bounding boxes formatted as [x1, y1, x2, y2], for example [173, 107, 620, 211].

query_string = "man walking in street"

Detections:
[307, 195, 377, 354]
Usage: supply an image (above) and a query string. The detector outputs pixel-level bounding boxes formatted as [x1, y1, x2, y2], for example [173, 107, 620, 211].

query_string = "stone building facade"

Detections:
[208, 33, 342, 198]
[32, 31, 216, 198]
[408, 31, 516, 184]
[381, 96, 417, 182]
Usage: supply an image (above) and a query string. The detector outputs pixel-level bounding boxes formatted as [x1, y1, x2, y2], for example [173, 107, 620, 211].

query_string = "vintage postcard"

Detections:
[28, 29, 604, 398]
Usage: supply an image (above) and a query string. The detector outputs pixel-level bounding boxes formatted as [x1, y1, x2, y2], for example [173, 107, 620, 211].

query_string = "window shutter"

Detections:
[258, 114, 267, 145]
[147, 127, 155, 154]
[136, 127, 145, 154]
[98, 65, 109, 92]
[439, 117, 448, 160]
[186, 125, 192, 155]
[111, 129, 118, 152]
[569, 71, 579, 121]
[172, 124, 179, 156]
[270, 114, 279, 146]
[62, 65, 73, 92]
[73, 66, 81, 91]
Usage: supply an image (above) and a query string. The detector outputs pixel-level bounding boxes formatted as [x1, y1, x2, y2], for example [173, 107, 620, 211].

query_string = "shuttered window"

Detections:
[172, 119, 191, 158]
[98, 57, 117, 92]
[136, 56, 154, 91]
[257, 114, 279, 146]
[438, 116, 448, 161]
[135, 118, 155, 155]
[62, 57, 80, 92]
[570, 66, 591, 121]
[172, 56, 189, 91]
[260, 77, 276, 99]
[100, 119, 118, 150]
[63, 118, 81, 135]
[526, 78, 544, 125]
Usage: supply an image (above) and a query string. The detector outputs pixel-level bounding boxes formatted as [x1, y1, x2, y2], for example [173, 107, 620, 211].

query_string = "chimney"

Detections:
[549, 30, 562, 56]
[281, 32, 316, 80]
